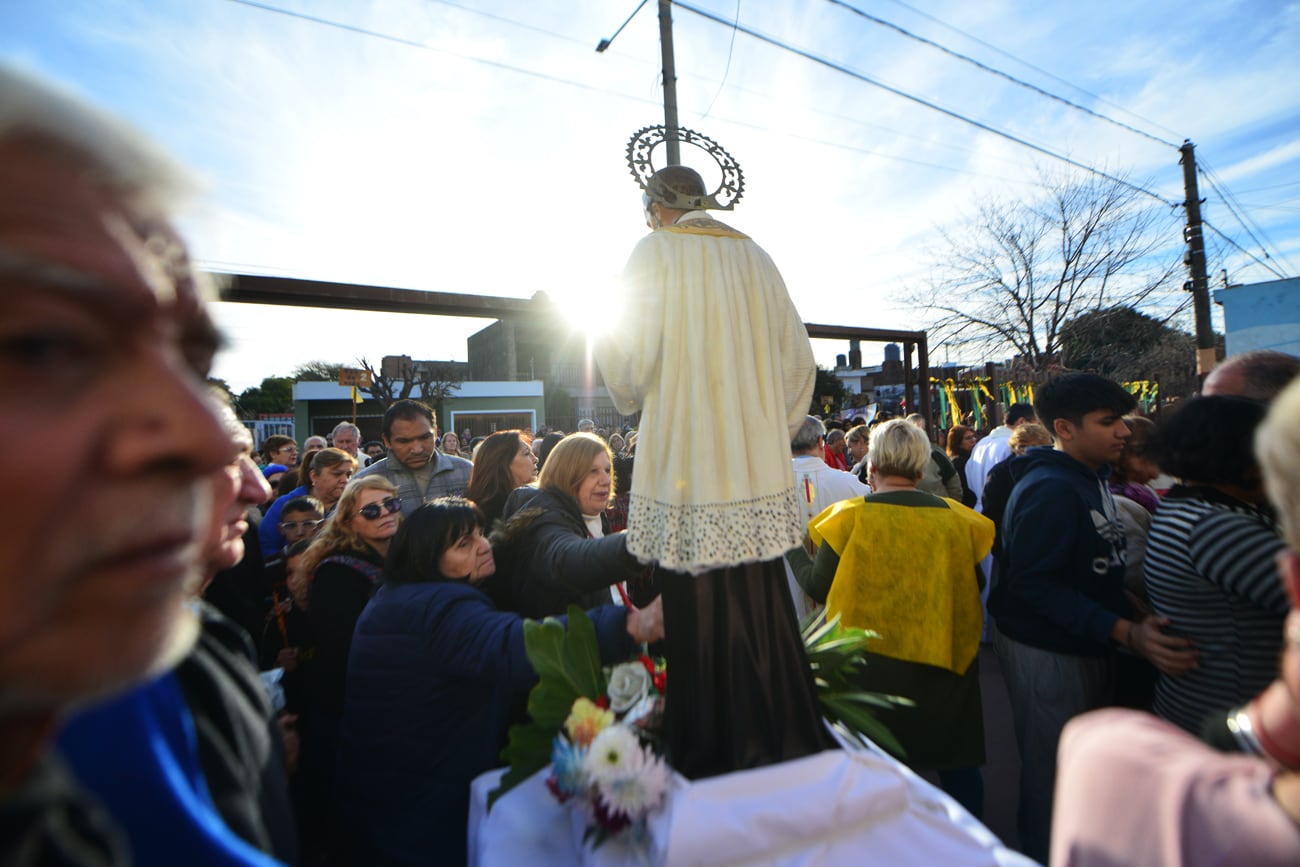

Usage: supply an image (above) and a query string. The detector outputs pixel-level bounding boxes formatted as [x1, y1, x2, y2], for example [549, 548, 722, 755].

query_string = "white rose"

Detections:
[605, 662, 651, 714]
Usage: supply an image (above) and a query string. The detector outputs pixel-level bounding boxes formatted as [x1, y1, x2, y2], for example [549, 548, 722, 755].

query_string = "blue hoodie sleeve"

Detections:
[1001, 475, 1122, 646]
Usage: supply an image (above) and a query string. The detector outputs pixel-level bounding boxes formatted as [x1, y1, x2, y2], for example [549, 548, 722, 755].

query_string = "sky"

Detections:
[3, 0, 1298, 391]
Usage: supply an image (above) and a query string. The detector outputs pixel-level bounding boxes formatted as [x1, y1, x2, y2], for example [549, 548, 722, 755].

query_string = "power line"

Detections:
[1232, 179, 1300, 194]
[422, 0, 596, 49]
[1203, 221, 1289, 280]
[699, 0, 741, 119]
[823, 0, 1179, 150]
[872, 0, 1185, 140]
[221, 0, 662, 107]
[1198, 160, 1298, 275]
[672, 0, 1177, 206]
[221, 0, 1039, 189]
[708, 111, 1035, 186]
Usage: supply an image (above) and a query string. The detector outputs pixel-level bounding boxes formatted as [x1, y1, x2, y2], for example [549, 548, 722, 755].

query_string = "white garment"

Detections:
[1111, 494, 1152, 598]
[785, 454, 870, 618]
[583, 514, 623, 606]
[967, 427, 1013, 512]
[469, 735, 1035, 867]
[967, 427, 1012, 642]
[595, 213, 815, 573]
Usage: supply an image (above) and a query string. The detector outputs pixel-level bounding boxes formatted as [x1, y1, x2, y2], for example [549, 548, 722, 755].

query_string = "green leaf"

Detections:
[802, 610, 908, 759]
[489, 722, 554, 809]
[520, 607, 604, 729]
[488, 606, 606, 809]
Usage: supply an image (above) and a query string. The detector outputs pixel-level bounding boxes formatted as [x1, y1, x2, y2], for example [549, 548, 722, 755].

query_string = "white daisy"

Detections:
[583, 725, 642, 788]
[582, 726, 671, 819]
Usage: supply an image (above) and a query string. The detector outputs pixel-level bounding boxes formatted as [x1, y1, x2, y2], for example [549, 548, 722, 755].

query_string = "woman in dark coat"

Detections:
[296, 475, 401, 846]
[489, 433, 645, 618]
[463, 429, 537, 531]
[339, 498, 664, 866]
[946, 424, 979, 508]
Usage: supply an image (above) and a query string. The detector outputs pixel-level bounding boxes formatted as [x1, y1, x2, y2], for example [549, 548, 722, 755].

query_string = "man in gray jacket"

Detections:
[353, 399, 471, 515]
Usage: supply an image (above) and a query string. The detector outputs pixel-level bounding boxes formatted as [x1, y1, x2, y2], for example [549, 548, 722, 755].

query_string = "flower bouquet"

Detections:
[488, 605, 907, 856]
[489, 607, 672, 852]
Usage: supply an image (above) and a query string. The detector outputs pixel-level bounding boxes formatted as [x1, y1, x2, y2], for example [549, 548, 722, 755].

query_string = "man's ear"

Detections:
[1051, 417, 1074, 443]
[1278, 549, 1300, 609]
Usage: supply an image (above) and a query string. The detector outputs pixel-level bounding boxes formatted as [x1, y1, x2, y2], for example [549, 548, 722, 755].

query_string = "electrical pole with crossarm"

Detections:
[1179, 140, 1216, 384]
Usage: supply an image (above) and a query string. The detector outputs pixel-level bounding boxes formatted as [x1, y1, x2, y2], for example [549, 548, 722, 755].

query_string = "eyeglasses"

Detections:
[356, 497, 402, 521]
[279, 519, 323, 533]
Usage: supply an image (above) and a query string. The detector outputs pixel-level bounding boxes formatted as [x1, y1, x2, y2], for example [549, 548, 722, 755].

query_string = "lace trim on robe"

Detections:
[624, 487, 805, 575]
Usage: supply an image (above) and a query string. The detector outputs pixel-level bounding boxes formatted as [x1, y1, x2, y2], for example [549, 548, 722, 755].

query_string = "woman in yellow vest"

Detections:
[788, 418, 994, 818]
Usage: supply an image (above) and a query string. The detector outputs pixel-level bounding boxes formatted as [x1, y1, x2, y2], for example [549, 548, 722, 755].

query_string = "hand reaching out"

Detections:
[625, 595, 664, 645]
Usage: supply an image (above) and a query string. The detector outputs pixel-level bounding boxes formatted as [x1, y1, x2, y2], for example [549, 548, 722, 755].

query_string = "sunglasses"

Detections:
[279, 519, 324, 533]
[356, 496, 402, 521]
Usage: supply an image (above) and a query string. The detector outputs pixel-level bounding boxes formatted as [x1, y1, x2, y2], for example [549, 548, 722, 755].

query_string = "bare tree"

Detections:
[907, 169, 1184, 374]
[358, 356, 465, 422]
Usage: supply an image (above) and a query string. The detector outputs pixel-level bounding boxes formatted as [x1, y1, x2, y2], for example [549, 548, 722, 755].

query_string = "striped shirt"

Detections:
[1144, 486, 1288, 733]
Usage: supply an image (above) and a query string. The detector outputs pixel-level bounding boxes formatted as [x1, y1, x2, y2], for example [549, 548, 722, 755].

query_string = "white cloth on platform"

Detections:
[595, 212, 815, 574]
[469, 736, 1036, 867]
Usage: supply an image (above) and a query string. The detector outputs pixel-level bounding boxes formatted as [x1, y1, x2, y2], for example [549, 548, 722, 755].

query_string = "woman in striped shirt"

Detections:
[1144, 396, 1288, 733]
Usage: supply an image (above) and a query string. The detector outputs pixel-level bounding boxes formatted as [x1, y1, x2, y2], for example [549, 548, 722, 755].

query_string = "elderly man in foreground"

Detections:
[0, 65, 231, 861]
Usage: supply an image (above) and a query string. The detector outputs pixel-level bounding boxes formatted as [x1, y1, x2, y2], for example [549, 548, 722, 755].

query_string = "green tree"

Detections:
[1059, 305, 1203, 399]
[236, 376, 294, 416]
[810, 365, 848, 415]
[290, 360, 344, 381]
[206, 377, 236, 407]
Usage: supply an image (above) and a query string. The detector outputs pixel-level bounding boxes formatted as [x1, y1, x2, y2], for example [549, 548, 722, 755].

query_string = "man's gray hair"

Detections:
[1206, 350, 1300, 402]
[0, 63, 195, 212]
[791, 416, 826, 453]
[331, 421, 361, 438]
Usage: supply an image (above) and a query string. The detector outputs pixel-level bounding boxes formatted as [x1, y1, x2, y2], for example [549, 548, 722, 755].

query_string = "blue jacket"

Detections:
[339, 580, 635, 866]
[988, 446, 1131, 656]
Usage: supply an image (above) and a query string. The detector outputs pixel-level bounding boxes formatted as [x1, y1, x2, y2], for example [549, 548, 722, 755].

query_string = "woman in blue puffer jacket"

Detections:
[338, 497, 663, 866]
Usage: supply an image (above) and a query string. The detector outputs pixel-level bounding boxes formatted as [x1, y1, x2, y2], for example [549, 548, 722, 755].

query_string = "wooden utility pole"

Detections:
[659, 0, 681, 164]
[596, 0, 679, 164]
[1180, 140, 1216, 383]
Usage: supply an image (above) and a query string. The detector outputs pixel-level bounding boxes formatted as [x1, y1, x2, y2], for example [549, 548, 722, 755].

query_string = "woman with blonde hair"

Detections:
[787, 418, 994, 817]
[489, 433, 644, 618]
[299, 475, 401, 835]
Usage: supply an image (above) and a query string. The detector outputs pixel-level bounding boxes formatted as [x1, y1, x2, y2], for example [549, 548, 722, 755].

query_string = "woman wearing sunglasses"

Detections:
[296, 475, 402, 842]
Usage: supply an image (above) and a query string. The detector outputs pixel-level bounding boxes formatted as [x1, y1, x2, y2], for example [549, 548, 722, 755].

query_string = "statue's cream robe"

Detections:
[596, 213, 816, 574]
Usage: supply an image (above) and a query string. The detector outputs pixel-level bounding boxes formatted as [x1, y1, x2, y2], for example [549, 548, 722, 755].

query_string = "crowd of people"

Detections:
[5, 61, 1300, 867]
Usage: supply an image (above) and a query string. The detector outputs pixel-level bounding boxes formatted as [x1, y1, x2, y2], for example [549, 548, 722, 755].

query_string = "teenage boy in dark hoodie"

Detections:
[988, 372, 1198, 862]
